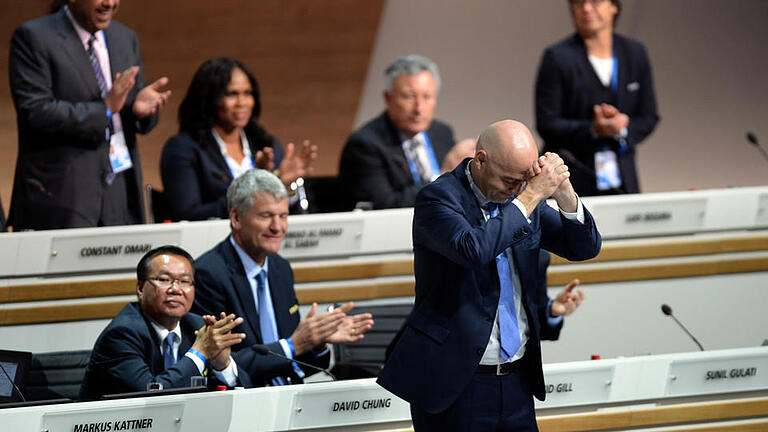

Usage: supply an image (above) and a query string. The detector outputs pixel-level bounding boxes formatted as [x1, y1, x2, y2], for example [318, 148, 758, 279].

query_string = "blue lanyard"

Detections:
[405, 133, 440, 185]
[610, 53, 618, 94]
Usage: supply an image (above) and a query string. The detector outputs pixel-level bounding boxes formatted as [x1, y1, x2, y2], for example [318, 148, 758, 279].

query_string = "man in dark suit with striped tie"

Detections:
[8, 0, 171, 230]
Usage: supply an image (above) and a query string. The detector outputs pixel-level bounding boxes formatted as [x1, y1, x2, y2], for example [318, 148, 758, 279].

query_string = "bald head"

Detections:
[471, 120, 540, 202]
[477, 120, 538, 170]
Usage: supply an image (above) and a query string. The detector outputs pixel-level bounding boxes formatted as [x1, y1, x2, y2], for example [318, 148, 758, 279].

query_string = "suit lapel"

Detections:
[381, 113, 413, 185]
[136, 305, 165, 373]
[454, 160, 485, 227]
[204, 134, 234, 182]
[222, 241, 263, 343]
[55, 10, 102, 99]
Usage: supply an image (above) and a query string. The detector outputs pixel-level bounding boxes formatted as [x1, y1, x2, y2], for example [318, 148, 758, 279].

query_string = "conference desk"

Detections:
[0, 186, 766, 279]
[3, 347, 767, 431]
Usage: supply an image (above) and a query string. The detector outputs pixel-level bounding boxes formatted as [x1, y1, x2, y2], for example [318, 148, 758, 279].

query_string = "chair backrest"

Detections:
[25, 350, 91, 401]
[303, 177, 351, 213]
[145, 185, 171, 223]
[332, 303, 413, 379]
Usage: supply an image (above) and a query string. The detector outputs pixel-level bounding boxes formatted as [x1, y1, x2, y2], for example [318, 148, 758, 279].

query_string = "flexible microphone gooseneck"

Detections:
[746, 131, 768, 163]
[661, 304, 704, 351]
[0, 361, 26, 402]
[252, 344, 337, 381]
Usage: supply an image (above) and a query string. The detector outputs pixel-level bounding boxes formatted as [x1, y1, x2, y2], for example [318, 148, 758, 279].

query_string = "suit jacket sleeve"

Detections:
[535, 47, 595, 153]
[160, 134, 228, 221]
[624, 43, 658, 148]
[87, 322, 200, 397]
[9, 24, 108, 144]
[415, 186, 601, 277]
[535, 250, 563, 341]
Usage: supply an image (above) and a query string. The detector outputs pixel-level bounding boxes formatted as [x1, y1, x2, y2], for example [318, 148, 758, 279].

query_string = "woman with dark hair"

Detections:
[161, 58, 316, 221]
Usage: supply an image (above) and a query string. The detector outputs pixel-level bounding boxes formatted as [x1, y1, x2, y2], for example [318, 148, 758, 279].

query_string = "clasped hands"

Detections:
[289, 301, 374, 356]
[592, 103, 629, 137]
[192, 313, 245, 372]
[521, 152, 578, 213]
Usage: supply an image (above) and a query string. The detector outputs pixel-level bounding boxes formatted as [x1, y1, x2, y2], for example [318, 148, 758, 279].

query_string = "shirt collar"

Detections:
[398, 130, 425, 146]
[464, 159, 492, 209]
[64, 5, 105, 49]
[212, 129, 252, 160]
[148, 318, 182, 347]
[229, 235, 268, 280]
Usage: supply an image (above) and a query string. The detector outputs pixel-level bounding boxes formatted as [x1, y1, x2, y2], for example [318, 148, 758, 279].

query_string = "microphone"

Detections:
[660, 304, 704, 351]
[746, 131, 768, 162]
[559, 148, 626, 194]
[252, 344, 336, 381]
[0, 361, 26, 402]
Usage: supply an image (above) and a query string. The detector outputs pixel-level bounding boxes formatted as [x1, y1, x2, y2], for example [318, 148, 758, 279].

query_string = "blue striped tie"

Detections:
[163, 332, 177, 370]
[488, 203, 521, 360]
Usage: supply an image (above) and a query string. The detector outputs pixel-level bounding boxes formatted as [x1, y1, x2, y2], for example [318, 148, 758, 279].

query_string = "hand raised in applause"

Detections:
[105, 66, 138, 114]
[193, 313, 245, 371]
[325, 302, 374, 344]
[550, 279, 585, 317]
[132, 76, 171, 119]
[289, 302, 345, 356]
[278, 140, 318, 186]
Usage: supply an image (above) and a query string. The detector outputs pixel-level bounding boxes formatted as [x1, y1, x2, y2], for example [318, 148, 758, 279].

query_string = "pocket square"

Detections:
[627, 82, 640, 92]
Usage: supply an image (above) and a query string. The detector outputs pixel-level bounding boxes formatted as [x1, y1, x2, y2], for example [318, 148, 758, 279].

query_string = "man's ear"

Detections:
[475, 149, 487, 167]
[229, 208, 240, 229]
[136, 282, 143, 300]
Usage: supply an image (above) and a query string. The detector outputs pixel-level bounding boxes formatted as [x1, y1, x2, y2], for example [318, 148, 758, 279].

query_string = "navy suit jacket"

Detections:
[8, 8, 157, 229]
[377, 160, 601, 414]
[160, 131, 284, 221]
[192, 238, 329, 386]
[79, 302, 251, 401]
[535, 33, 659, 196]
[338, 112, 455, 209]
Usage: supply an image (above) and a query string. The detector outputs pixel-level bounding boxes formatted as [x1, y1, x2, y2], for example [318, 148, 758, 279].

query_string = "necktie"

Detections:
[163, 332, 177, 370]
[256, 271, 279, 343]
[488, 203, 521, 360]
[87, 35, 108, 98]
[256, 271, 288, 385]
[87, 35, 116, 184]
[404, 136, 431, 184]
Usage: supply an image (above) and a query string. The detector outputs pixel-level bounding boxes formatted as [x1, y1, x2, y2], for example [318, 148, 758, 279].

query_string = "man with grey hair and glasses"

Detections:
[193, 169, 373, 386]
[339, 54, 456, 209]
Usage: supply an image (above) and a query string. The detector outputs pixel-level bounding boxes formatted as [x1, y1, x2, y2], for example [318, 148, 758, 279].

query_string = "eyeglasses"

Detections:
[145, 276, 194, 290]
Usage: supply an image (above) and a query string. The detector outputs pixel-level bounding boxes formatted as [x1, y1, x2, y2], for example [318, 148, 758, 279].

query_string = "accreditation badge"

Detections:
[594, 149, 622, 191]
[109, 131, 133, 174]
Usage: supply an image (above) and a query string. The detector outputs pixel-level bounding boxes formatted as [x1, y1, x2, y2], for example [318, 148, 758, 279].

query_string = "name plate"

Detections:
[47, 230, 182, 274]
[756, 192, 768, 226]
[289, 385, 410, 429]
[281, 218, 364, 258]
[536, 365, 615, 408]
[42, 402, 184, 432]
[590, 197, 706, 238]
[666, 352, 768, 397]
